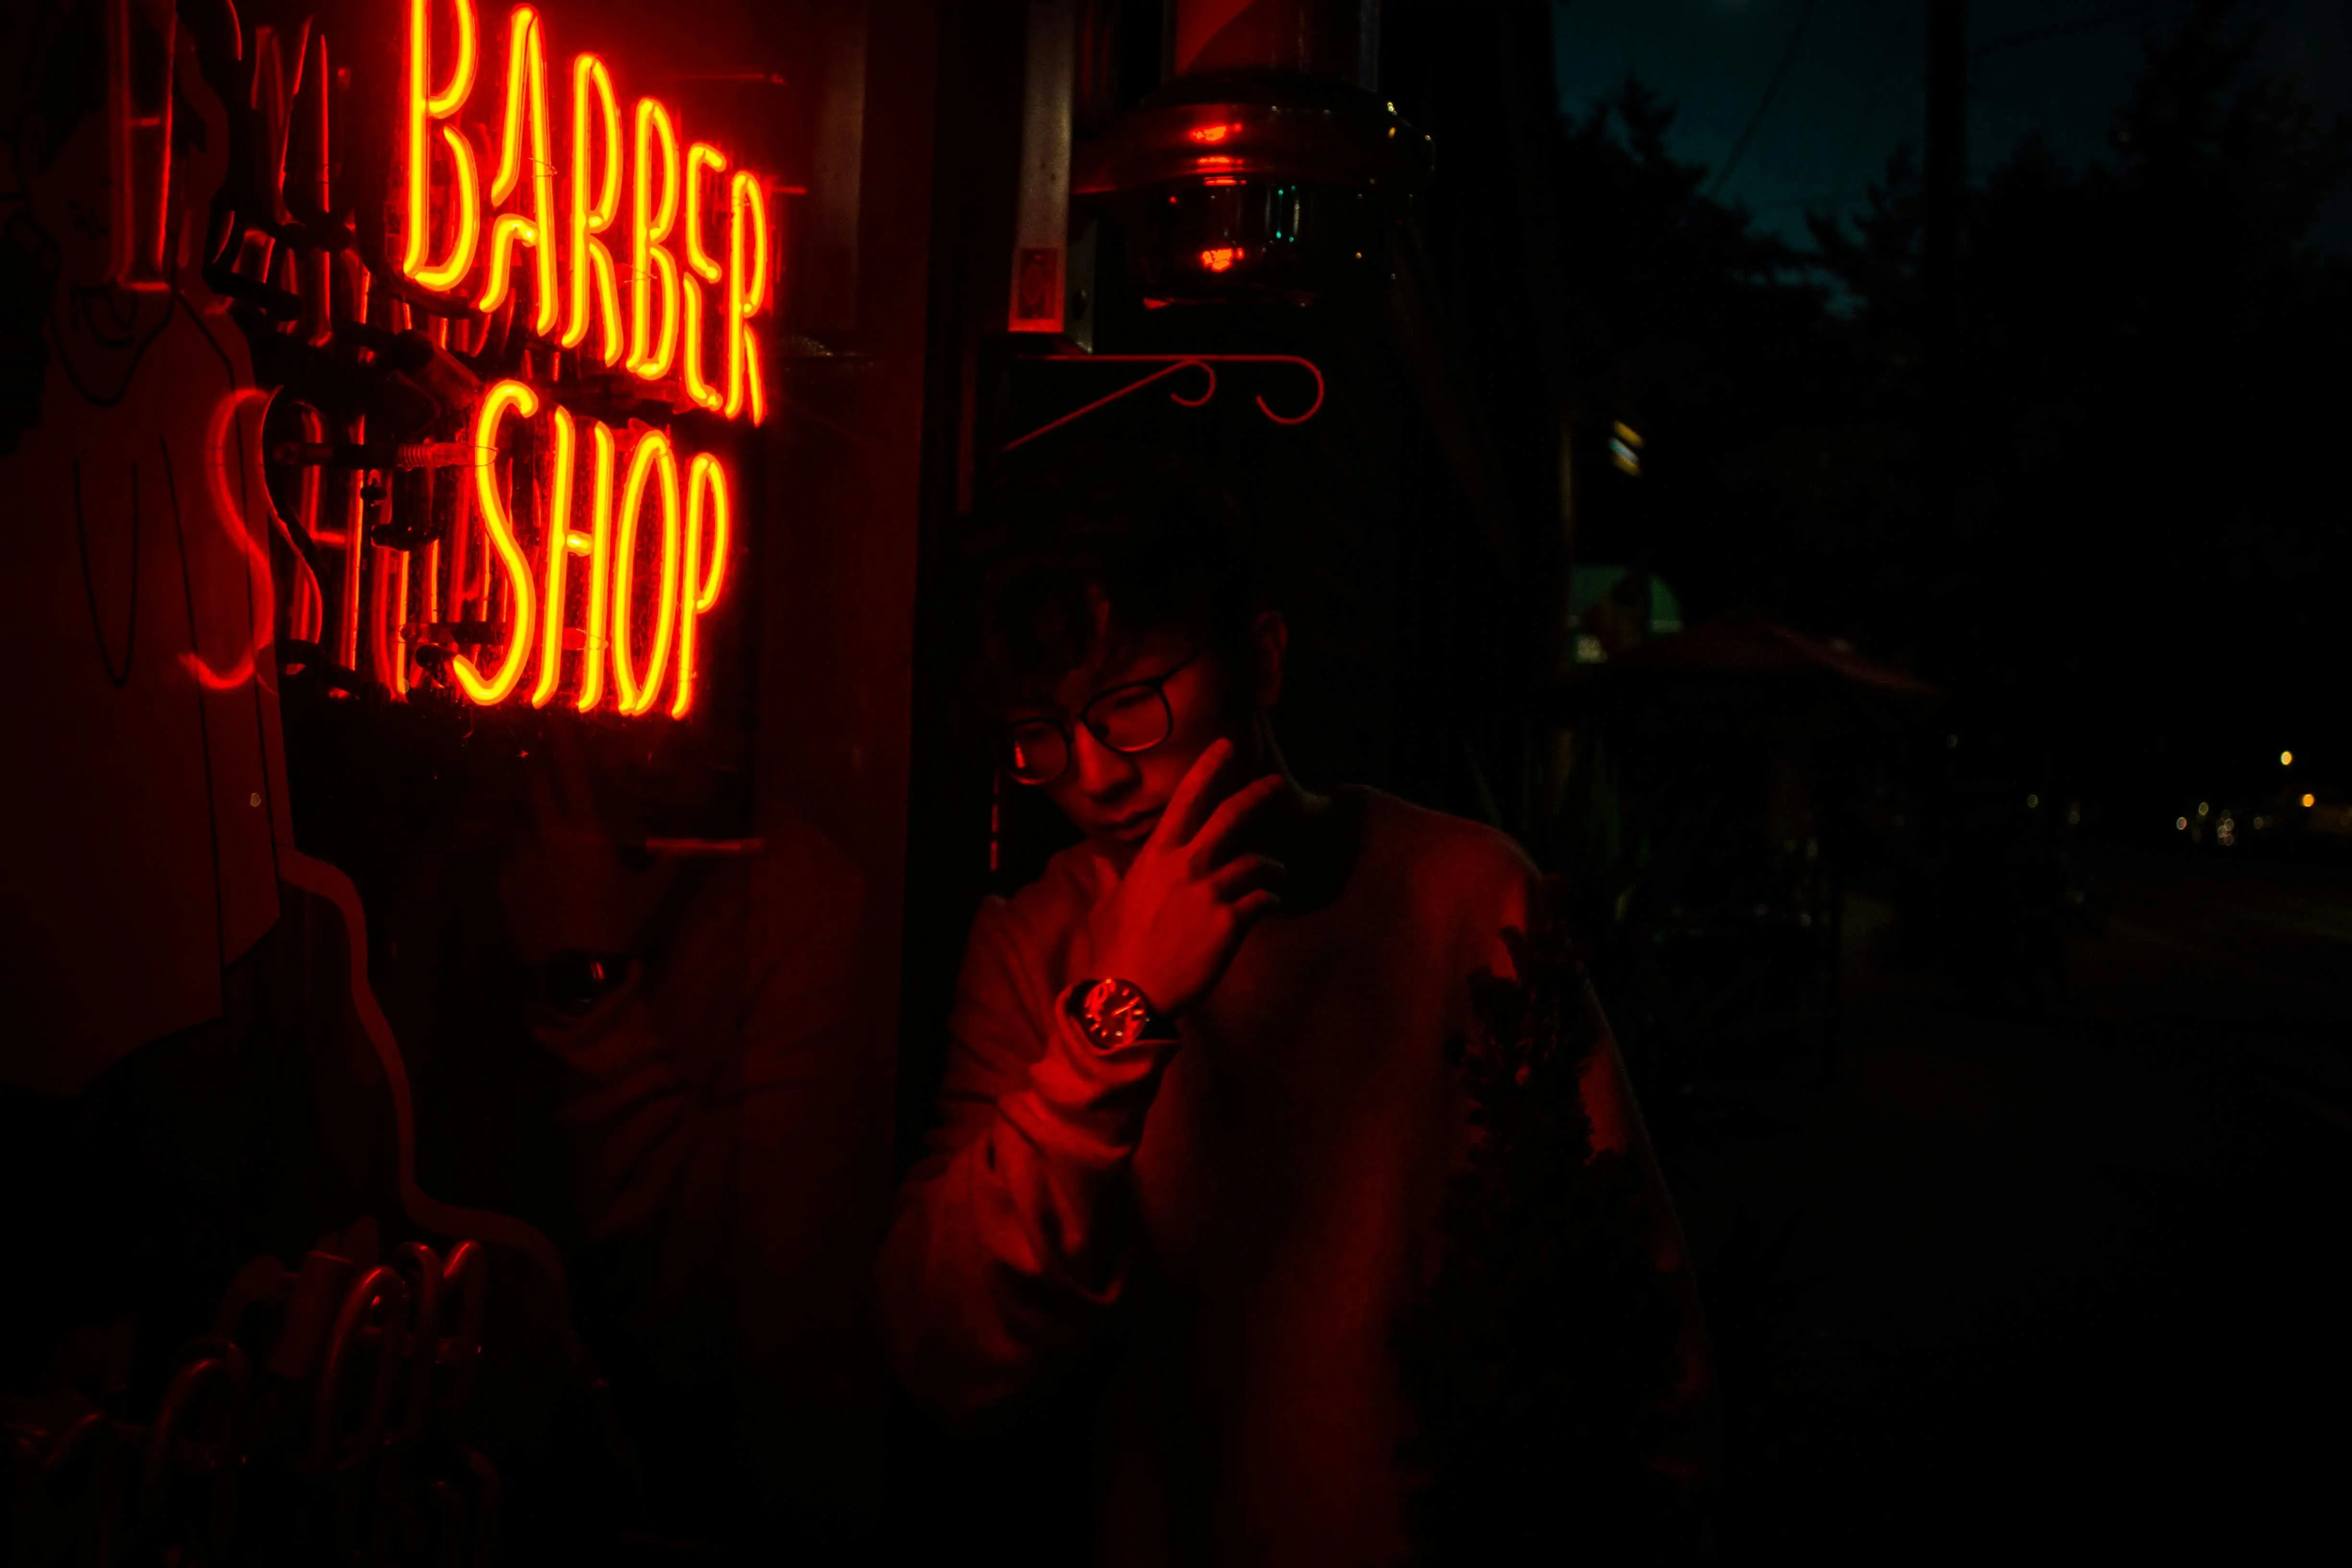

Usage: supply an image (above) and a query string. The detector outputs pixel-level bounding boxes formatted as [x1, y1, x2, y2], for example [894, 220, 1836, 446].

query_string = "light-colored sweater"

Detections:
[880, 787, 1671, 1565]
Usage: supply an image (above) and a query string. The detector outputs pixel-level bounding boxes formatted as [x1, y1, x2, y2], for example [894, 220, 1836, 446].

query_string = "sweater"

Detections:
[879, 787, 1667, 1565]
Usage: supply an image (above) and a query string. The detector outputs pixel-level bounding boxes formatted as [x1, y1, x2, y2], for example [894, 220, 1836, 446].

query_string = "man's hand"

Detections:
[1089, 739, 1286, 1020]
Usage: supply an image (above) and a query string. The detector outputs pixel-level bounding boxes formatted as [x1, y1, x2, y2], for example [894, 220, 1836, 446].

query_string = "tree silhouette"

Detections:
[1799, 0, 2349, 801]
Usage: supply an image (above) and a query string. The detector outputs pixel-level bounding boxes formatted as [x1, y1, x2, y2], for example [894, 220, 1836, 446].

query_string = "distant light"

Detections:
[1946, 734, 1959, 750]
[1612, 420, 1645, 449]
[1199, 247, 1239, 272]
[2026, 793, 2039, 809]
[1610, 438, 1642, 476]
[2176, 817, 2188, 830]
[1187, 122, 1242, 144]
[2196, 802, 2210, 817]
[2304, 793, 2317, 808]
[2281, 750, 2293, 766]
[2253, 816, 2267, 830]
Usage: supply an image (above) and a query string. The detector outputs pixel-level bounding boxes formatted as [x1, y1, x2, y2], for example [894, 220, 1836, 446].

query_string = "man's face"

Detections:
[1016, 626, 1241, 866]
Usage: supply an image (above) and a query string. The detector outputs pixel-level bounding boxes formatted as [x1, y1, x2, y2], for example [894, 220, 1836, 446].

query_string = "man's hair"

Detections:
[969, 445, 1264, 712]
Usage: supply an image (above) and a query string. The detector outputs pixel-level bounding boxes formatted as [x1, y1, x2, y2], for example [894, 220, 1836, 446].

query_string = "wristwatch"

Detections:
[1074, 977, 1175, 1052]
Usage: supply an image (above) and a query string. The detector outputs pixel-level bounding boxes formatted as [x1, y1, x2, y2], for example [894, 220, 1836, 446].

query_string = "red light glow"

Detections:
[452, 379, 539, 705]
[627, 97, 682, 382]
[1187, 123, 1242, 144]
[183, 389, 277, 692]
[610, 430, 682, 716]
[396, 3, 776, 422]
[404, 0, 482, 291]
[681, 142, 728, 410]
[672, 452, 731, 717]
[1199, 247, 1239, 272]
[246, 3, 770, 722]
[574, 419, 617, 713]
[479, 5, 559, 332]
[530, 405, 579, 709]
[563, 51, 624, 364]
[724, 170, 770, 424]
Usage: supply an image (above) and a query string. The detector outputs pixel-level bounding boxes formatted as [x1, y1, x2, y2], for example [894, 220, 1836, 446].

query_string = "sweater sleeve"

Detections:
[1488, 859, 1719, 1500]
[877, 897, 1177, 1420]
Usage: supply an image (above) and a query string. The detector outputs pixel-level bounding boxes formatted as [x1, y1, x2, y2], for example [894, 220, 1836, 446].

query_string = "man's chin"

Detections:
[1089, 808, 1163, 855]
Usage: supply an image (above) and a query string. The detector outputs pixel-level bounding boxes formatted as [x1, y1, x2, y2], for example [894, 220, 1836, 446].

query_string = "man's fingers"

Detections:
[1228, 888, 1282, 928]
[1152, 737, 1233, 851]
[1211, 854, 1285, 899]
[1191, 773, 1285, 866]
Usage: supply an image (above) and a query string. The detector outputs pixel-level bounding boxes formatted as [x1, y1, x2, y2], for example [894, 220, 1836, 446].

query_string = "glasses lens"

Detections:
[1088, 685, 1173, 754]
[1006, 722, 1066, 785]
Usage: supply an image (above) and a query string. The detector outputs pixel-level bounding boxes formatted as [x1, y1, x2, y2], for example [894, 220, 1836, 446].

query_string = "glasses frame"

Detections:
[999, 650, 1202, 787]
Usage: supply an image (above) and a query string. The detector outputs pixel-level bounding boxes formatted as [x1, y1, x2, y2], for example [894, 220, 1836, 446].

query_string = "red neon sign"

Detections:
[400, 0, 777, 423]
[452, 380, 539, 706]
[372, 0, 770, 717]
[218, 1, 778, 719]
[404, 0, 481, 291]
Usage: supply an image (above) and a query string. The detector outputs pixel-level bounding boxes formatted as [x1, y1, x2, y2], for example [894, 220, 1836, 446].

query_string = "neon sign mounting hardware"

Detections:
[216, 0, 777, 721]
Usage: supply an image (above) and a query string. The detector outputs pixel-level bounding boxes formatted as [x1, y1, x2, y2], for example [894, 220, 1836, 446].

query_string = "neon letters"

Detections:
[404, 0, 774, 420]
[382, 1, 768, 719]
[453, 381, 733, 719]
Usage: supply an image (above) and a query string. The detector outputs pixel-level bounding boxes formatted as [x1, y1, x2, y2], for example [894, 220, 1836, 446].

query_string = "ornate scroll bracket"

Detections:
[1003, 354, 1327, 452]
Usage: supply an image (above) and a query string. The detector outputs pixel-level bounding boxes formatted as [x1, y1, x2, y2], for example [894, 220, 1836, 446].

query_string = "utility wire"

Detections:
[1708, 0, 1822, 196]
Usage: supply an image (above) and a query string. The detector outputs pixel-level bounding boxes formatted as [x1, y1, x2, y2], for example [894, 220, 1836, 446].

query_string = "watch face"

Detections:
[1085, 979, 1146, 1048]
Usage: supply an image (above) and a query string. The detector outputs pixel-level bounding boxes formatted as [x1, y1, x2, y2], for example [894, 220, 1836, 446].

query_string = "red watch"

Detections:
[1076, 978, 1174, 1052]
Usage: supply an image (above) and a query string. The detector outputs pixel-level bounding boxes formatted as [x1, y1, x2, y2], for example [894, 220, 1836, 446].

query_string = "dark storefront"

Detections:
[1, 0, 1579, 1557]
[13, 0, 2349, 1560]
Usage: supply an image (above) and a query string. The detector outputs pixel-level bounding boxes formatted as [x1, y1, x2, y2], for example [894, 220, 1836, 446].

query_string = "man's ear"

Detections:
[1250, 610, 1287, 710]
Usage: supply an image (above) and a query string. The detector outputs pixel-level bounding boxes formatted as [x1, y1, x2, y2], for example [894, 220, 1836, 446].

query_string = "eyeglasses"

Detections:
[1000, 651, 1200, 787]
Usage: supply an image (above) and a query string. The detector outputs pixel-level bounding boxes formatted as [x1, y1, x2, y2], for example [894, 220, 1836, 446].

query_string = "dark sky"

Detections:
[1553, 0, 2352, 253]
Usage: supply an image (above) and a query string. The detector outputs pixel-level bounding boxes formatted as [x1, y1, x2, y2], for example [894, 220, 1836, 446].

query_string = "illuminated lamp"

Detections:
[403, 0, 482, 292]
[564, 53, 625, 365]
[628, 98, 684, 381]
[724, 170, 770, 424]
[1070, 74, 1429, 307]
[479, 5, 560, 333]
[680, 142, 729, 410]
[610, 431, 682, 717]
[452, 379, 539, 705]
[672, 453, 731, 717]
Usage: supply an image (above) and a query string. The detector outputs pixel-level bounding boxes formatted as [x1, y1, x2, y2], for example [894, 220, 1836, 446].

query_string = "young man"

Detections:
[879, 469, 1700, 1563]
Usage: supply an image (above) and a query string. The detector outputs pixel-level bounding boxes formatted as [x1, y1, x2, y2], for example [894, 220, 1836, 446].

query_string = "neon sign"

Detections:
[218, 0, 776, 719]
[401, 0, 773, 420]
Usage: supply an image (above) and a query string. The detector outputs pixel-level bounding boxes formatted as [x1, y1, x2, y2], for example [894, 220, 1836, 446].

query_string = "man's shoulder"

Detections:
[1347, 787, 1542, 913]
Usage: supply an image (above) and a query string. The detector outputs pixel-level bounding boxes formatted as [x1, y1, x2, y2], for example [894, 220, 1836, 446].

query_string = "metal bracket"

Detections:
[1003, 354, 1327, 451]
